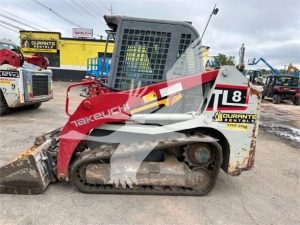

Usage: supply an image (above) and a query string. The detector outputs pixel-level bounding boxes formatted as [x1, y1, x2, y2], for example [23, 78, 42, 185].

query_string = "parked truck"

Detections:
[0, 39, 53, 115]
[262, 75, 300, 105]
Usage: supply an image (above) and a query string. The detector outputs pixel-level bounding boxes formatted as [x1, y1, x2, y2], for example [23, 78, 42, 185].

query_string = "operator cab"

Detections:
[245, 70, 263, 85]
[99, 15, 214, 115]
[103, 15, 206, 90]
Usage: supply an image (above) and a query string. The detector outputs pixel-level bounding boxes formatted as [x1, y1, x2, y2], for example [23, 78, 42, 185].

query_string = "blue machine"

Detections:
[205, 57, 220, 69]
[248, 57, 280, 76]
[87, 57, 111, 77]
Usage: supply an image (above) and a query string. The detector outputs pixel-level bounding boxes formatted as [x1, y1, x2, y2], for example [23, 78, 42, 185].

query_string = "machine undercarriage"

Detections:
[70, 130, 222, 195]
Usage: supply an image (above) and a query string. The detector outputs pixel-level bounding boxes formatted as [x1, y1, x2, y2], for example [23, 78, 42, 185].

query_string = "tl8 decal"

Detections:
[207, 84, 249, 111]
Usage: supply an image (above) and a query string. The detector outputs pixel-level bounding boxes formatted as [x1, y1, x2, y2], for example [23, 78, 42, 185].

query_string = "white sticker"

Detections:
[159, 83, 183, 97]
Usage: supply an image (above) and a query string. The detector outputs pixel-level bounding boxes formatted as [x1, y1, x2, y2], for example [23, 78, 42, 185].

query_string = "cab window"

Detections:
[275, 77, 299, 87]
[266, 76, 273, 84]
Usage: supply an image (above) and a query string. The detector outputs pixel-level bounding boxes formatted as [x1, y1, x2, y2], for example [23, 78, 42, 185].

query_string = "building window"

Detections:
[42, 51, 60, 67]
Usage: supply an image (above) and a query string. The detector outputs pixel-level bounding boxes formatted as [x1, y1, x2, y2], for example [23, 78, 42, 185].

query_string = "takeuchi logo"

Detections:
[70, 103, 129, 127]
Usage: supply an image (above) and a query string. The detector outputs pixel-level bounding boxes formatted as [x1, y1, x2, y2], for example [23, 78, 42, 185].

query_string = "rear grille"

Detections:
[32, 75, 49, 96]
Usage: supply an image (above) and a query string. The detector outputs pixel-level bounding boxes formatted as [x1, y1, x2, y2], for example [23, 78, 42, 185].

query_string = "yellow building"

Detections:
[19, 31, 114, 81]
[19, 31, 210, 82]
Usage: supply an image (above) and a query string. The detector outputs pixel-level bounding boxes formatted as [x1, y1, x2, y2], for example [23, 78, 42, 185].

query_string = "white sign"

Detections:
[159, 83, 183, 97]
[72, 28, 93, 38]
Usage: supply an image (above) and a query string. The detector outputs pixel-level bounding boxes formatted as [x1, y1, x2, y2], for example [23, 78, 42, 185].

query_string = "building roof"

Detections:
[19, 30, 113, 43]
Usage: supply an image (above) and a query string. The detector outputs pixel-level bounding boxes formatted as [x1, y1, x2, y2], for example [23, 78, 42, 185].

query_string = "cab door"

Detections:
[263, 76, 274, 97]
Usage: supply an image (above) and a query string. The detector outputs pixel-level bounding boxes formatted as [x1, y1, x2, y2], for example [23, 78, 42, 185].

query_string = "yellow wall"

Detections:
[202, 46, 209, 67]
[58, 40, 113, 67]
[20, 31, 114, 67]
[20, 31, 60, 41]
[20, 31, 207, 69]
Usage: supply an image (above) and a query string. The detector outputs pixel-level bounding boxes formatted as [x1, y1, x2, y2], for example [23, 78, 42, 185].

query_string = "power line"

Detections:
[6, 1, 67, 31]
[73, 0, 100, 19]
[0, 23, 19, 33]
[62, 0, 87, 16]
[0, 9, 47, 30]
[71, 0, 98, 20]
[2, 1, 107, 39]
[32, 0, 81, 27]
[68, 1, 106, 38]
[92, 0, 112, 15]
[79, 0, 104, 16]
[82, 0, 106, 15]
[0, 20, 25, 30]
[94, 0, 110, 11]
[71, 0, 106, 26]
[0, 13, 42, 31]
[62, 0, 97, 24]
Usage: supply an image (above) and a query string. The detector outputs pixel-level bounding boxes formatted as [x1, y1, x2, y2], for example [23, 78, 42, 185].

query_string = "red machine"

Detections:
[0, 40, 53, 115]
[0, 15, 261, 196]
[0, 48, 48, 69]
[24, 53, 49, 69]
[0, 49, 23, 68]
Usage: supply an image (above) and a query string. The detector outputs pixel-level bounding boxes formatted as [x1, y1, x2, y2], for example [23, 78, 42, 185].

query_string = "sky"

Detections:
[1, 0, 300, 69]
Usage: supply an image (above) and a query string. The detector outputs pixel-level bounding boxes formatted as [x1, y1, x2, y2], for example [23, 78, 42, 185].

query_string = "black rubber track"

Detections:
[70, 136, 223, 196]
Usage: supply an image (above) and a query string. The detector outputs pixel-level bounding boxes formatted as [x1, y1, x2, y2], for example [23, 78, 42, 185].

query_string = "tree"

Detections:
[213, 54, 235, 66]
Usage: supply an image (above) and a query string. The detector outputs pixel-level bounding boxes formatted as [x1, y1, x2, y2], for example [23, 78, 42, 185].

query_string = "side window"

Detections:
[114, 29, 172, 89]
[269, 77, 274, 84]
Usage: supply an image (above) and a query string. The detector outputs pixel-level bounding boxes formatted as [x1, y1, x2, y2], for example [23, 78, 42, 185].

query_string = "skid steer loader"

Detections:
[0, 15, 261, 195]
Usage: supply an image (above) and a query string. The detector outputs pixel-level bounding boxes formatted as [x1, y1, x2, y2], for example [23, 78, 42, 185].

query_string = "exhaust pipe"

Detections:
[0, 130, 59, 195]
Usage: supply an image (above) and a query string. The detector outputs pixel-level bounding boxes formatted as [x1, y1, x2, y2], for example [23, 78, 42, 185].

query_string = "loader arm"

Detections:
[57, 70, 218, 180]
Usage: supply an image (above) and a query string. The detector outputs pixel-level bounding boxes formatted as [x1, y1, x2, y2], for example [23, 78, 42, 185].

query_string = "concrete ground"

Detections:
[0, 82, 299, 225]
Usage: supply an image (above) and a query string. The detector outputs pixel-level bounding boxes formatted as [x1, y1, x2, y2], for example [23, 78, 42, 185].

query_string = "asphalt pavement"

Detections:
[0, 82, 299, 225]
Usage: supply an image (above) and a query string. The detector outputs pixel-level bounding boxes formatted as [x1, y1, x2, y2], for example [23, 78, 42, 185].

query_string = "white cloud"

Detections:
[0, 0, 299, 67]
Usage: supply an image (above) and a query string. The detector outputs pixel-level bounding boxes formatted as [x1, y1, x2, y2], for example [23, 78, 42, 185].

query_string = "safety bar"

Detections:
[65, 81, 101, 116]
